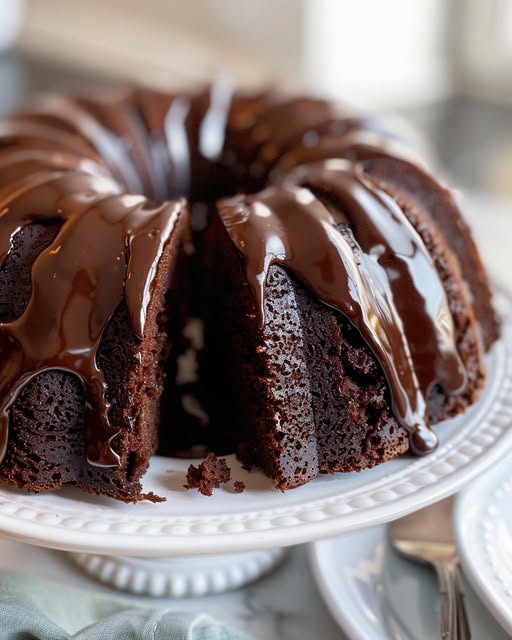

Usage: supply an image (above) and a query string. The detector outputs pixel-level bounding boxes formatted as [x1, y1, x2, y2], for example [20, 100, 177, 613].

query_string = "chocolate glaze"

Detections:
[0, 166, 183, 467]
[23, 95, 145, 194]
[218, 160, 466, 453]
[271, 128, 424, 179]
[0, 82, 495, 471]
[126, 88, 182, 201]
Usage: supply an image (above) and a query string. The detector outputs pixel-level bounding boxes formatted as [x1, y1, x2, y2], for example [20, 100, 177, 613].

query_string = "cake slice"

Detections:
[0, 171, 189, 502]
[205, 165, 487, 490]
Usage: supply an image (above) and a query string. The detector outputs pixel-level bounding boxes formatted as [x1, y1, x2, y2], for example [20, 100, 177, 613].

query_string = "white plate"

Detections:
[0, 293, 511, 557]
[455, 450, 512, 636]
[310, 525, 509, 640]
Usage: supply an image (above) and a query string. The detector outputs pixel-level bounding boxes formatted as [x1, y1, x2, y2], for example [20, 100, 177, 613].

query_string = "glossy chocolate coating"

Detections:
[0, 168, 182, 466]
[218, 160, 466, 454]
[0, 83, 482, 467]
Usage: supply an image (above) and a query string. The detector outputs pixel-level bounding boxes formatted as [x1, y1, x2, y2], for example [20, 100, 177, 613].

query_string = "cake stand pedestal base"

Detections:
[71, 548, 285, 597]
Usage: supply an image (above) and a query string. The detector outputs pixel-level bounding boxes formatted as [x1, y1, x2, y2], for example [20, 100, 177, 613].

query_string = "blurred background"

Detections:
[0, 0, 511, 275]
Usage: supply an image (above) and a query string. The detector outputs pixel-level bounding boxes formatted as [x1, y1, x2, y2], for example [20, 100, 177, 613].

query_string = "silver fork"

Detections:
[389, 496, 470, 639]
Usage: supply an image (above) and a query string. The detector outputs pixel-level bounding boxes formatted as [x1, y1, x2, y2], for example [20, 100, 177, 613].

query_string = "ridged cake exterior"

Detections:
[0, 84, 498, 500]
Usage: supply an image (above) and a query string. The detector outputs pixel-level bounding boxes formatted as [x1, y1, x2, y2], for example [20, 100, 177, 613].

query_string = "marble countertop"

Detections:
[0, 538, 344, 639]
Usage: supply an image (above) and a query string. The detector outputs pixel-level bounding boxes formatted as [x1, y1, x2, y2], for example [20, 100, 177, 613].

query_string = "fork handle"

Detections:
[455, 564, 471, 639]
[433, 559, 458, 639]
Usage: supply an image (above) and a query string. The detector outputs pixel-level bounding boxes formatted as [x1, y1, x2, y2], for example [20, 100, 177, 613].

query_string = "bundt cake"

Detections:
[0, 83, 499, 501]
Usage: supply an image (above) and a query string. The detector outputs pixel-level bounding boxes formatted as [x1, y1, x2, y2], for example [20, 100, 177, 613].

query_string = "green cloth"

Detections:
[0, 570, 252, 639]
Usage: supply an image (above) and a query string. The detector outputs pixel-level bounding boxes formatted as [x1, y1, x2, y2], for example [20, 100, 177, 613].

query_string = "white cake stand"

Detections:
[0, 293, 511, 598]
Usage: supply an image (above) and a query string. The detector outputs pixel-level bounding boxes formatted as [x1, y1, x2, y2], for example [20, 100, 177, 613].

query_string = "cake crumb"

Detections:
[184, 453, 231, 496]
[234, 480, 245, 493]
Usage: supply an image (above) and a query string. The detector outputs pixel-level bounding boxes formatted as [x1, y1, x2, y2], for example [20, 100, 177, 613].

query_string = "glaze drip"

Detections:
[218, 159, 466, 452]
[0, 170, 183, 467]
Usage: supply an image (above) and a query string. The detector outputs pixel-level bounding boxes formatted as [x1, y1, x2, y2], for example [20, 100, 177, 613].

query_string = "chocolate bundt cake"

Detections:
[0, 84, 499, 501]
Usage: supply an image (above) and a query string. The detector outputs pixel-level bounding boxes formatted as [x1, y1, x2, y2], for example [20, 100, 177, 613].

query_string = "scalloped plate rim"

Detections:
[0, 293, 510, 557]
